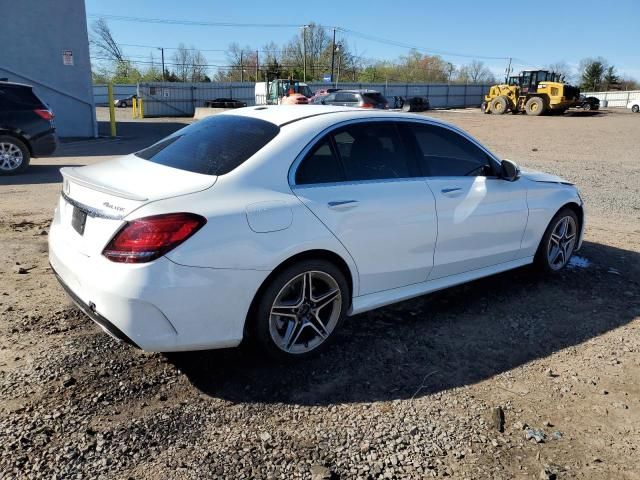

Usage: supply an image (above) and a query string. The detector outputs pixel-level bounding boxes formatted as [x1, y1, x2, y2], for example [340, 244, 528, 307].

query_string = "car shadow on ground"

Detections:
[0, 164, 83, 186]
[51, 121, 187, 159]
[167, 240, 639, 405]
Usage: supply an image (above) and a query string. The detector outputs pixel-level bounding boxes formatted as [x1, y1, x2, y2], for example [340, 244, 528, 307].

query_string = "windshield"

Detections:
[135, 115, 280, 176]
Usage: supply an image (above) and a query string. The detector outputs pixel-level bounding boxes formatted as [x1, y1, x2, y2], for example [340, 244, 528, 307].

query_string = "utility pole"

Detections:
[505, 57, 512, 82]
[301, 25, 309, 82]
[255, 50, 259, 81]
[240, 50, 243, 82]
[158, 47, 166, 81]
[330, 28, 336, 83]
[335, 43, 342, 88]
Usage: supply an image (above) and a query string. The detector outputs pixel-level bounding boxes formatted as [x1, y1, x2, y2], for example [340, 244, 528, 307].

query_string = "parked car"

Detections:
[319, 90, 389, 109]
[0, 80, 57, 175]
[309, 88, 340, 104]
[576, 95, 599, 110]
[49, 106, 585, 360]
[401, 96, 430, 112]
[628, 99, 640, 113]
[205, 98, 247, 108]
[114, 95, 137, 108]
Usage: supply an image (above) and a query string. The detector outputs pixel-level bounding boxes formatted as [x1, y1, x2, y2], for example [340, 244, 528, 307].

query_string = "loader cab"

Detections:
[520, 70, 556, 93]
[507, 76, 520, 86]
[266, 79, 312, 104]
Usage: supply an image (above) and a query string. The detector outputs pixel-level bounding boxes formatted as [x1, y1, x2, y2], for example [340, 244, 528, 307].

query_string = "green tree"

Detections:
[580, 58, 606, 91]
[603, 66, 619, 90]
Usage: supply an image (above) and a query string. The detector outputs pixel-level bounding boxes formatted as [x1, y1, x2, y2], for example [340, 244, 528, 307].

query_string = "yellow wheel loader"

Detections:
[481, 70, 580, 116]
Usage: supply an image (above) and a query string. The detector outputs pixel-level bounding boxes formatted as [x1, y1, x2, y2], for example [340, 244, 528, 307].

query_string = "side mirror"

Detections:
[501, 159, 521, 181]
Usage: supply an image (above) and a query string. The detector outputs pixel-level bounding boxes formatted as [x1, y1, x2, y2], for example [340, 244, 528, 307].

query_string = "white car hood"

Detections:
[520, 168, 574, 186]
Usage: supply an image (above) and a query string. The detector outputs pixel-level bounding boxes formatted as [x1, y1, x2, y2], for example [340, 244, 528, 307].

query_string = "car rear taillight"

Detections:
[34, 109, 54, 120]
[361, 103, 375, 108]
[103, 213, 206, 263]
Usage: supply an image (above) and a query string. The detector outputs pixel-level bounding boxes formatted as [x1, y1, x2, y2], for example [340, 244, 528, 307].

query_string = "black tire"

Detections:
[0, 135, 31, 176]
[481, 101, 490, 114]
[583, 102, 591, 111]
[525, 97, 545, 116]
[252, 259, 349, 361]
[490, 96, 508, 115]
[632, 104, 639, 113]
[402, 102, 412, 112]
[534, 208, 580, 273]
[120, 101, 128, 108]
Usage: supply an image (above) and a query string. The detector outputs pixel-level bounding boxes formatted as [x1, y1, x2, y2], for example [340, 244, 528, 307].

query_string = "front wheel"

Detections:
[535, 208, 579, 272]
[490, 96, 508, 115]
[253, 260, 349, 360]
[632, 105, 639, 113]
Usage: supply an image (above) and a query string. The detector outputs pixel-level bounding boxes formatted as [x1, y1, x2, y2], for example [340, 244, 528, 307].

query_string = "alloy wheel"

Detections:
[547, 216, 577, 270]
[0, 142, 23, 172]
[269, 271, 342, 354]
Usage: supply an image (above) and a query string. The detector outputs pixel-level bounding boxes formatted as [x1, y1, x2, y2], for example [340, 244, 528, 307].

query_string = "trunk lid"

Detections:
[57, 155, 216, 257]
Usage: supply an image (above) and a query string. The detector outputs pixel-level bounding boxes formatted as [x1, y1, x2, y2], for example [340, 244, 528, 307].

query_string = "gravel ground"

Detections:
[0, 108, 639, 479]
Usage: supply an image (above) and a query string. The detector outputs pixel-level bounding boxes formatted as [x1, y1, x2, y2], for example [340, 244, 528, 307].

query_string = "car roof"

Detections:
[0, 81, 32, 89]
[223, 105, 448, 128]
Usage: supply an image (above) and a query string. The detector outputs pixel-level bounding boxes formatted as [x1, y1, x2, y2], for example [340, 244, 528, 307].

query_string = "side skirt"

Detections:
[349, 257, 534, 315]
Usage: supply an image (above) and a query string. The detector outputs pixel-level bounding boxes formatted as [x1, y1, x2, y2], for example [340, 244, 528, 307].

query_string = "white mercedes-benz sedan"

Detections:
[49, 106, 585, 359]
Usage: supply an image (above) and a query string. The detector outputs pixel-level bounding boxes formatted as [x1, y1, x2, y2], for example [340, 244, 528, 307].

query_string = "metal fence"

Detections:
[93, 84, 137, 106]
[133, 81, 491, 117]
[582, 89, 640, 108]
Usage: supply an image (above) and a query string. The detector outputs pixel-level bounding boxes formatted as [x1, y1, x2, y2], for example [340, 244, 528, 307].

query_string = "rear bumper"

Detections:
[52, 266, 140, 348]
[31, 131, 58, 157]
[48, 211, 270, 352]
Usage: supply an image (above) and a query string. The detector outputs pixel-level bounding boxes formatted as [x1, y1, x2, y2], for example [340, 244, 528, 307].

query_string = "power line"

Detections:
[88, 14, 306, 28]
[88, 13, 515, 61]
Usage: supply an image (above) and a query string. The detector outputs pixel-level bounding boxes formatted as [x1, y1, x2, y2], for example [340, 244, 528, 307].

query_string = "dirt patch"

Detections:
[0, 110, 639, 479]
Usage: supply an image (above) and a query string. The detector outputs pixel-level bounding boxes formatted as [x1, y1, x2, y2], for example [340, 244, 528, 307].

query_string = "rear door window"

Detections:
[409, 123, 494, 177]
[335, 92, 358, 104]
[333, 122, 413, 181]
[295, 139, 345, 184]
[135, 115, 279, 176]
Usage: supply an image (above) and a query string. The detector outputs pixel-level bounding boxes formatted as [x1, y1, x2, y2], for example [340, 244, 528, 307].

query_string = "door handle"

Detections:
[327, 200, 359, 210]
[441, 187, 462, 195]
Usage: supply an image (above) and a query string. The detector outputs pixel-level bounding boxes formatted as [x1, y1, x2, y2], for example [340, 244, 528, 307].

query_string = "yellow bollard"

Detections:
[132, 97, 137, 118]
[139, 97, 144, 118]
[107, 83, 116, 137]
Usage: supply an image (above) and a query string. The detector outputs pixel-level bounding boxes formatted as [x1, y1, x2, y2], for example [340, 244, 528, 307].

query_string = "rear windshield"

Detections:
[362, 92, 386, 104]
[0, 86, 44, 109]
[135, 115, 280, 176]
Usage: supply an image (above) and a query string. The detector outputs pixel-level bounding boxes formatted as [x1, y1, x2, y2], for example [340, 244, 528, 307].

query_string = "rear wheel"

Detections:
[253, 260, 349, 360]
[525, 97, 545, 116]
[0, 135, 30, 175]
[535, 208, 579, 273]
[632, 105, 639, 113]
[490, 96, 508, 114]
[583, 102, 592, 111]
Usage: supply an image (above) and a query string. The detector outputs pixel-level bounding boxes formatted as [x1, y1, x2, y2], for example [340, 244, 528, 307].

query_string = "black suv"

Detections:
[0, 81, 57, 175]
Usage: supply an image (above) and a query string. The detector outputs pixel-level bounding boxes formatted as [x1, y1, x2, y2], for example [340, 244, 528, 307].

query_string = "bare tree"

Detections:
[172, 44, 191, 82]
[457, 60, 495, 83]
[90, 18, 125, 63]
[190, 50, 209, 82]
[547, 61, 574, 82]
